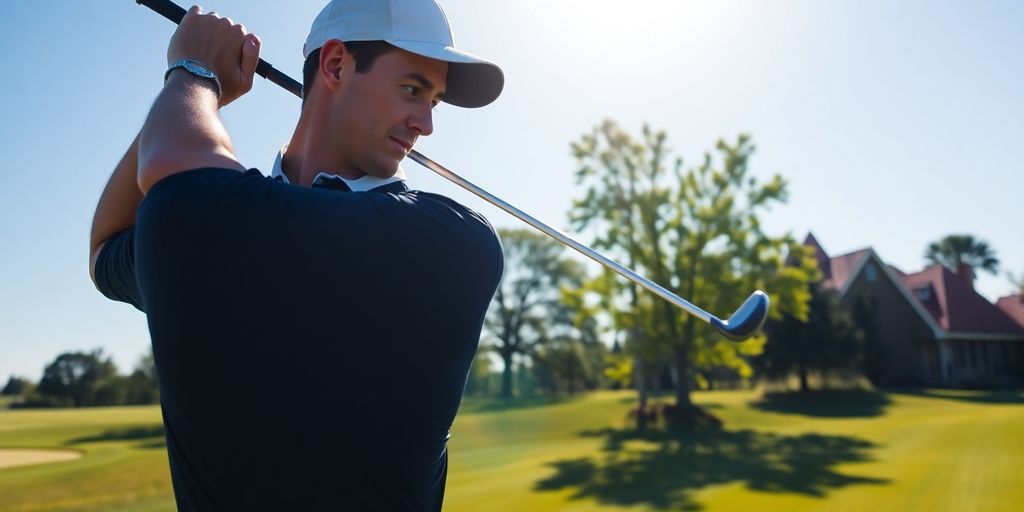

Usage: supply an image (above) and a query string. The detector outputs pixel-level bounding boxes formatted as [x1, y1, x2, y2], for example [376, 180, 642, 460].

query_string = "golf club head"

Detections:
[710, 290, 770, 341]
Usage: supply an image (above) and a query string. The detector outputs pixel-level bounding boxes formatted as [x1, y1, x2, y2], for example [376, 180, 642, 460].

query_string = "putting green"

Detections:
[0, 449, 81, 469]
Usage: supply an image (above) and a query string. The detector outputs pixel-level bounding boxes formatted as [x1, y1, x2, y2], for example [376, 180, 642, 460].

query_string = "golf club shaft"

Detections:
[134, 0, 718, 326]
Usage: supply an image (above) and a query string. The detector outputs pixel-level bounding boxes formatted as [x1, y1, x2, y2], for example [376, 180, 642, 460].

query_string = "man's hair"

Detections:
[302, 41, 398, 104]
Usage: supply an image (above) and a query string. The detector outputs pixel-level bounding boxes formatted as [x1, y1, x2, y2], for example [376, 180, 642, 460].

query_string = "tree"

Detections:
[122, 351, 160, 405]
[758, 282, 863, 392]
[531, 333, 608, 396]
[924, 234, 999, 279]
[532, 271, 612, 396]
[36, 349, 117, 407]
[483, 229, 587, 398]
[2, 376, 28, 396]
[569, 120, 815, 418]
[463, 350, 494, 396]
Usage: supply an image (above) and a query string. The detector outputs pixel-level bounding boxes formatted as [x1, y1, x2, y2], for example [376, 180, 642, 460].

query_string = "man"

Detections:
[89, 0, 504, 509]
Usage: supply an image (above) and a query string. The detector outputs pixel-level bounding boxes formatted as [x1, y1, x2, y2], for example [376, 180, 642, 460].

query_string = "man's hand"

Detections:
[137, 5, 255, 193]
[168, 5, 261, 107]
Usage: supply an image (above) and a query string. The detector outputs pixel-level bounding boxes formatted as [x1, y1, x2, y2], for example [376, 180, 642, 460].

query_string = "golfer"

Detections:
[89, 0, 504, 509]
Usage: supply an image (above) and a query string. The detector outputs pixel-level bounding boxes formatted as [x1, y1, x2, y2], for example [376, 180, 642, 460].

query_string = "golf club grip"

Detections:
[135, 0, 303, 98]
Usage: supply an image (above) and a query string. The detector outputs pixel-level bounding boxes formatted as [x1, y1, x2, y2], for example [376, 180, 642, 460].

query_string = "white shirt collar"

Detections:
[271, 144, 407, 192]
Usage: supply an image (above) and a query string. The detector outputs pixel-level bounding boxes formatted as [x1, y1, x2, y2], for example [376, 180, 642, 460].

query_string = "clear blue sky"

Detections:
[1, 0, 1021, 381]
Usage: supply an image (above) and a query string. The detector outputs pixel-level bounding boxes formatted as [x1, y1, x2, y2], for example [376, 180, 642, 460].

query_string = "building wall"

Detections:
[839, 256, 938, 385]
[948, 338, 1024, 386]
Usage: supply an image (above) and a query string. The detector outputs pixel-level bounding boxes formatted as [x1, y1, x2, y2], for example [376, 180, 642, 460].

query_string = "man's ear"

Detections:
[319, 40, 348, 91]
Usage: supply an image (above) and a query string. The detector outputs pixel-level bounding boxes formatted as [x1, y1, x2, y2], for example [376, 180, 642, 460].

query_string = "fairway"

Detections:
[1, 389, 1022, 511]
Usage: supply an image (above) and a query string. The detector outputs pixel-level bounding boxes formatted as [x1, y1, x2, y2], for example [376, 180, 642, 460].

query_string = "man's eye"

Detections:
[403, 85, 419, 96]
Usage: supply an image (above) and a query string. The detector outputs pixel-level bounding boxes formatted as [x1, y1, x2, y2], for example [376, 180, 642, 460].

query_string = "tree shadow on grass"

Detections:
[888, 388, 1024, 405]
[66, 425, 166, 449]
[535, 425, 887, 511]
[751, 389, 891, 418]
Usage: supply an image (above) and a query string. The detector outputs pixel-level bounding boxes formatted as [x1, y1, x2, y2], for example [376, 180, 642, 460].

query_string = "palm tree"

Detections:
[924, 234, 999, 280]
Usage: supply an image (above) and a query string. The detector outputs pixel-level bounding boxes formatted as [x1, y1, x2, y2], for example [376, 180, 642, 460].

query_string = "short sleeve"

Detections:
[94, 227, 144, 312]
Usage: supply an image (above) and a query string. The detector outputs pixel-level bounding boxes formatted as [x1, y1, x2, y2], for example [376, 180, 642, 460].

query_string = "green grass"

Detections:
[2, 389, 1023, 511]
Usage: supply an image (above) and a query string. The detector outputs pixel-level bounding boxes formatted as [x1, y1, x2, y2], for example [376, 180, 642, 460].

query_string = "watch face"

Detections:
[183, 60, 215, 79]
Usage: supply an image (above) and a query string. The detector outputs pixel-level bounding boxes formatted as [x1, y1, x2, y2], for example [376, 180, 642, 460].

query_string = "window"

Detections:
[915, 286, 932, 301]
[865, 263, 878, 282]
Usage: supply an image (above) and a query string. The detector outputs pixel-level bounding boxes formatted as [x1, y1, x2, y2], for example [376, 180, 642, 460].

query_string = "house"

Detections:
[997, 294, 1024, 330]
[804, 233, 1024, 387]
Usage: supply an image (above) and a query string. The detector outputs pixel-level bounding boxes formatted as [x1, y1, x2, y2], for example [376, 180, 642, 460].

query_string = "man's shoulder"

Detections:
[401, 189, 499, 241]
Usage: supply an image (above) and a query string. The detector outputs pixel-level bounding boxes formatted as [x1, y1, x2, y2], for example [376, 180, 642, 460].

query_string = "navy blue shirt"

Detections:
[95, 168, 503, 511]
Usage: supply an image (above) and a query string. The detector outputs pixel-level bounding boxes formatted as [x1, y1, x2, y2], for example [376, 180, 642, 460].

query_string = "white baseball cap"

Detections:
[303, 0, 504, 108]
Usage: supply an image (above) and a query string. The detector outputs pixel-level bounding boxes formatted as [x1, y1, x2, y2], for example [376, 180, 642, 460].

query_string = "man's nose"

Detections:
[407, 105, 434, 137]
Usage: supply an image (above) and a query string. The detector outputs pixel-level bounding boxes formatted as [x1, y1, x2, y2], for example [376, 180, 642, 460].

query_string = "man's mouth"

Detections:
[389, 137, 413, 153]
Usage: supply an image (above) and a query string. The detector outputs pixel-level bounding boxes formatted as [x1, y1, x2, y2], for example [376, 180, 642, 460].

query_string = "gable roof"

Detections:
[996, 294, 1024, 330]
[825, 249, 873, 292]
[803, 233, 942, 337]
[802, 232, 1024, 340]
[802, 234, 871, 292]
[900, 265, 1024, 337]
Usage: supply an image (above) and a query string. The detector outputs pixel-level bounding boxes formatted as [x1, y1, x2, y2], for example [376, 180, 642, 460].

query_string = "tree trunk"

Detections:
[673, 344, 694, 410]
[568, 361, 576, 395]
[635, 357, 648, 431]
[500, 352, 514, 399]
[798, 362, 809, 393]
[670, 313, 698, 411]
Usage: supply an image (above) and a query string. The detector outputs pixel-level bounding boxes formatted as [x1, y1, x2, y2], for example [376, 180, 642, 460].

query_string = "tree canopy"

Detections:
[483, 229, 587, 398]
[924, 234, 999, 278]
[759, 282, 863, 392]
[568, 120, 816, 413]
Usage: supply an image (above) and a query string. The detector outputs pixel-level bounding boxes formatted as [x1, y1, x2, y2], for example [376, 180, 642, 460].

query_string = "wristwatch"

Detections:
[164, 59, 222, 98]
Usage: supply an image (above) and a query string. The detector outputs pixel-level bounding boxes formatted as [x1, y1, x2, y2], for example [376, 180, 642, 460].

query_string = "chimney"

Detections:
[956, 263, 974, 289]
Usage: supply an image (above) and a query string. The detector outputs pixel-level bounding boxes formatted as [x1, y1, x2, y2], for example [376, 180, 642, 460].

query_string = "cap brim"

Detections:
[386, 40, 504, 108]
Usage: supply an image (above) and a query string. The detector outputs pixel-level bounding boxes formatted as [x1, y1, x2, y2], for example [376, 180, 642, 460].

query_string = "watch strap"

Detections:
[165, 59, 223, 98]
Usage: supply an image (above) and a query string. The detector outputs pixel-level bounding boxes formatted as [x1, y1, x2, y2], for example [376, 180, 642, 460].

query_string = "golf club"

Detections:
[134, 0, 770, 341]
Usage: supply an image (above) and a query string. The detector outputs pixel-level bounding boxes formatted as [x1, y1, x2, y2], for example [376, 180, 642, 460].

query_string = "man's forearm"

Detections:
[137, 72, 244, 194]
[90, 134, 143, 286]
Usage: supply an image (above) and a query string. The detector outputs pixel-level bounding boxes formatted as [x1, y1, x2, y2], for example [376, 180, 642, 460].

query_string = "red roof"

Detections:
[997, 294, 1024, 329]
[802, 232, 1024, 338]
[824, 249, 872, 292]
[802, 234, 870, 292]
[900, 265, 1024, 336]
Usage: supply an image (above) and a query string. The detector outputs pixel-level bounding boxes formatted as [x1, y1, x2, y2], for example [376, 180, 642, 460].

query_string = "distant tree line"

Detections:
[2, 349, 158, 408]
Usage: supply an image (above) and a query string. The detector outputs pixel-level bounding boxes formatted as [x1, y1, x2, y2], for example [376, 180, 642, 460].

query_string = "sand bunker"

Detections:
[0, 449, 81, 469]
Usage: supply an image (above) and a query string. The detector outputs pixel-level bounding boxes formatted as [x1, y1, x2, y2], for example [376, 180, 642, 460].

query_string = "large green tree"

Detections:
[533, 282, 609, 396]
[2, 376, 28, 396]
[924, 234, 999, 279]
[483, 229, 587, 398]
[569, 120, 814, 415]
[37, 349, 117, 407]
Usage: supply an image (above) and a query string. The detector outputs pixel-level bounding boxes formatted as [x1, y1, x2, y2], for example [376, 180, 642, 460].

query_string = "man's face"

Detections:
[328, 47, 447, 178]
